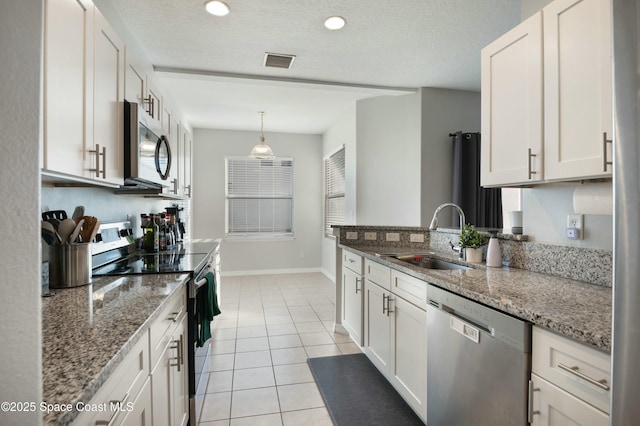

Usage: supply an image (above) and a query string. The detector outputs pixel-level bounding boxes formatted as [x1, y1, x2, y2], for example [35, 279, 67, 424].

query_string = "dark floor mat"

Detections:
[307, 353, 424, 426]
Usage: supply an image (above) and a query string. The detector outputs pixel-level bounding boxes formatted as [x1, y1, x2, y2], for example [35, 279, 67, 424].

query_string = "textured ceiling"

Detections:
[104, 0, 521, 133]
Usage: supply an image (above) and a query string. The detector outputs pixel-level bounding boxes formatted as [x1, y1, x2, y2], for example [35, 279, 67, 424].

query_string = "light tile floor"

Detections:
[198, 273, 361, 426]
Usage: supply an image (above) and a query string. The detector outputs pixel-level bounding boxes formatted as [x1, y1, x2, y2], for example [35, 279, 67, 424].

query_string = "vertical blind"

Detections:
[324, 147, 345, 237]
[225, 157, 294, 235]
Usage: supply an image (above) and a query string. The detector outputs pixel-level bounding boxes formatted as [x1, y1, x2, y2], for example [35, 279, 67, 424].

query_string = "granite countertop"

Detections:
[341, 244, 612, 353]
[42, 273, 189, 425]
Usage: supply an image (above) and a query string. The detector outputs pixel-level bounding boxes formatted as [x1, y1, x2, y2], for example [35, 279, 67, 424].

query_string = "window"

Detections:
[225, 157, 294, 238]
[324, 146, 345, 237]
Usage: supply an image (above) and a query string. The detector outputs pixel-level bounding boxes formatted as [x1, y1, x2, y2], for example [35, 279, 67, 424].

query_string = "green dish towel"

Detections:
[196, 271, 221, 347]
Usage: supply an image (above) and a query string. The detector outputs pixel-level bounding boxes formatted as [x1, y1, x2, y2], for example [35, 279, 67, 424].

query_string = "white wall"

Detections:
[356, 93, 422, 226]
[321, 105, 357, 280]
[522, 185, 613, 250]
[0, 1, 43, 424]
[419, 88, 481, 227]
[192, 129, 323, 274]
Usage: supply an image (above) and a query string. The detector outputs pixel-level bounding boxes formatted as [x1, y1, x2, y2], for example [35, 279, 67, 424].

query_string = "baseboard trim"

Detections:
[221, 267, 323, 277]
[321, 268, 336, 283]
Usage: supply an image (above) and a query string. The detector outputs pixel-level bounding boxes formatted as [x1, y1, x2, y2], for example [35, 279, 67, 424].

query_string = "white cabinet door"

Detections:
[91, 8, 124, 185]
[125, 53, 146, 105]
[342, 267, 363, 345]
[181, 129, 193, 198]
[364, 280, 391, 374]
[390, 296, 427, 422]
[531, 374, 609, 426]
[171, 315, 189, 426]
[543, 0, 613, 180]
[43, 0, 93, 178]
[119, 378, 153, 426]
[481, 11, 543, 187]
[150, 342, 172, 426]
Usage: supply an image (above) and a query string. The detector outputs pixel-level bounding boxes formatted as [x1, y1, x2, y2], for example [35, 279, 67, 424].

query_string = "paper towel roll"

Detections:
[573, 182, 613, 215]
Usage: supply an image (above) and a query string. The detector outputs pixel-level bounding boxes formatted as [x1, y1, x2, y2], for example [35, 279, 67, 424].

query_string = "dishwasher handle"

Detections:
[437, 301, 494, 336]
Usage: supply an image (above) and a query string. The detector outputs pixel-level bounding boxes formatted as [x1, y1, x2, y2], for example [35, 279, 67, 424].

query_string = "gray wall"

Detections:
[192, 129, 323, 274]
[420, 88, 482, 227]
[0, 1, 43, 424]
[356, 93, 422, 226]
[322, 105, 357, 280]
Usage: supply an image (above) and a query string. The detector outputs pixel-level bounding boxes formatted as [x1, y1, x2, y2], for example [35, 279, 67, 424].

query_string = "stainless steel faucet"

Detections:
[428, 203, 466, 234]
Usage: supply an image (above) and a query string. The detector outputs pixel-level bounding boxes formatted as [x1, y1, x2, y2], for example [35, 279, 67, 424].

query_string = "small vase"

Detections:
[465, 247, 484, 263]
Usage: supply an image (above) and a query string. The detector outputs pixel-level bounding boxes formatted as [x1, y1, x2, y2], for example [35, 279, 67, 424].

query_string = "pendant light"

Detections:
[250, 111, 275, 159]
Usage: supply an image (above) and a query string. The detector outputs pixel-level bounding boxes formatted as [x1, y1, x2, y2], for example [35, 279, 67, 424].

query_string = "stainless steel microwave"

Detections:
[123, 100, 172, 190]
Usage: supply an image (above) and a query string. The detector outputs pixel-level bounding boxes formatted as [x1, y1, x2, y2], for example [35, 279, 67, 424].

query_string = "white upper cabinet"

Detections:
[43, 0, 94, 178]
[125, 50, 146, 105]
[90, 7, 124, 185]
[181, 128, 193, 198]
[481, 0, 613, 187]
[543, 0, 613, 180]
[481, 12, 544, 187]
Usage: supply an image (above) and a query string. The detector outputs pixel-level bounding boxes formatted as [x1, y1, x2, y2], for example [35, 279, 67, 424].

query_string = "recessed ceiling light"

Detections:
[205, 0, 230, 16]
[324, 16, 346, 30]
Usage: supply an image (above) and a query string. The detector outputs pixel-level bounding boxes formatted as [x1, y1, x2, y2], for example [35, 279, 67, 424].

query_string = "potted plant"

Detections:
[459, 224, 486, 263]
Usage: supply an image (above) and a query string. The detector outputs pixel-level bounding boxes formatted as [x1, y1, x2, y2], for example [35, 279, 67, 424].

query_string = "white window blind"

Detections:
[324, 147, 345, 237]
[225, 157, 294, 237]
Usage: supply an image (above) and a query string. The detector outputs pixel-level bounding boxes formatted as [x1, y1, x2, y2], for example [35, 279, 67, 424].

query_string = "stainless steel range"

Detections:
[91, 222, 220, 425]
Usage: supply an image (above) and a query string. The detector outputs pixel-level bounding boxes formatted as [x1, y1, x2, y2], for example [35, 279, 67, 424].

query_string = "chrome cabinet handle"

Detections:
[382, 293, 387, 315]
[355, 277, 361, 294]
[528, 148, 537, 180]
[94, 392, 129, 425]
[527, 379, 540, 423]
[167, 307, 183, 322]
[89, 144, 101, 178]
[382, 294, 394, 316]
[186, 184, 192, 197]
[170, 336, 183, 372]
[101, 146, 106, 179]
[143, 96, 155, 116]
[386, 295, 394, 317]
[557, 362, 610, 391]
[171, 178, 178, 194]
[603, 132, 613, 172]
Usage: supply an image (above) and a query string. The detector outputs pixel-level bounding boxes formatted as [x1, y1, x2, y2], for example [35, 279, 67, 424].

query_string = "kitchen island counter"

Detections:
[340, 244, 611, 352]
[41, 273, 189, 425]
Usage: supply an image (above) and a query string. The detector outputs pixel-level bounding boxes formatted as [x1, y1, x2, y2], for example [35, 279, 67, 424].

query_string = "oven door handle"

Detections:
[189, 266, 212, 299]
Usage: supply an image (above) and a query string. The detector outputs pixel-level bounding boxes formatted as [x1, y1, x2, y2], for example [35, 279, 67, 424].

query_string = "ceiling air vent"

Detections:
[263, 53, 296, 69]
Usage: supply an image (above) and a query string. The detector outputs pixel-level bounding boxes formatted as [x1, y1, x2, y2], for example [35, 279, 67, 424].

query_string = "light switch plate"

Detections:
[364, 232, 377, 241]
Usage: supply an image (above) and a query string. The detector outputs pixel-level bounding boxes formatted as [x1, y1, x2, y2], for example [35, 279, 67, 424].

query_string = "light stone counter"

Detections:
[340, 244, 612, 353]
[42, 273, 189, 425]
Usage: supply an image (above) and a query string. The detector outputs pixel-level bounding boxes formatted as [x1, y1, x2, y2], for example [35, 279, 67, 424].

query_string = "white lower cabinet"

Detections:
[118, 377, 153, 426]
[364, 268, 427, 422]
[531, 374, 608, 426]
[342, 267, 363, 345]
[531, 326, 611, 425]
[150, 293, 188, 426]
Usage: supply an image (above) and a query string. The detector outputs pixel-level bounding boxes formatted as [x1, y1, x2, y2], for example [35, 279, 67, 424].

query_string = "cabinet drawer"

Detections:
[390, 269, 426, 310]
[364, 259, 390, 290]
[72, 330, 150, 425]
[532, 326, 611, 414]
[150, 289, 186, 369]
[343, 250, 363, 274]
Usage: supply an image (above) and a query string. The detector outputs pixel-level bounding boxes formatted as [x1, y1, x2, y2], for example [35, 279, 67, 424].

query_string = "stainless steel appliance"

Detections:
[91, 222, 220, 425]
[612, 1, 640, 422]
[426, 284, 531, 425]
[122, 100, 172, 191]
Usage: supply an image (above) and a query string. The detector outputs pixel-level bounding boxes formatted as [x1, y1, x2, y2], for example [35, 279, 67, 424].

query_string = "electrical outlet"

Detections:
[410, 233, 425, 243]
[566, 214, 583, 240]
[386, 233, 400, 242]
[346, 231, 358, 240]
[364, 232, 377, 240]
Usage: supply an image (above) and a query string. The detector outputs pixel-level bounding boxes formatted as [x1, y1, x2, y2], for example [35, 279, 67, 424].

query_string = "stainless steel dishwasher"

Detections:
[426, 284, 531, 426]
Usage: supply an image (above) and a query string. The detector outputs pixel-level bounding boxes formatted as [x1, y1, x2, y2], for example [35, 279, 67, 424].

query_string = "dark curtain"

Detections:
[450, 131, 503, 229]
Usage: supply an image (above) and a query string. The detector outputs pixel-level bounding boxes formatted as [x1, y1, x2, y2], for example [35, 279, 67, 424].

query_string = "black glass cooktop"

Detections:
[92, 251, 208, 276]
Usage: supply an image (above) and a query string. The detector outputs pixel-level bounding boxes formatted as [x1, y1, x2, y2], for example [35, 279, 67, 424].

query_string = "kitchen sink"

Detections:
[393, 254, 471, 271]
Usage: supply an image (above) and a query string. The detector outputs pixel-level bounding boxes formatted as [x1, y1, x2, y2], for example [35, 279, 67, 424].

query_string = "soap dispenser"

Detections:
[486, 231, 502, 268]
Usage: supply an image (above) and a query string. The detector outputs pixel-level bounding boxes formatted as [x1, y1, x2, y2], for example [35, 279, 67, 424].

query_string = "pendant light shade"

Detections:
[250, 112, 275, 159]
